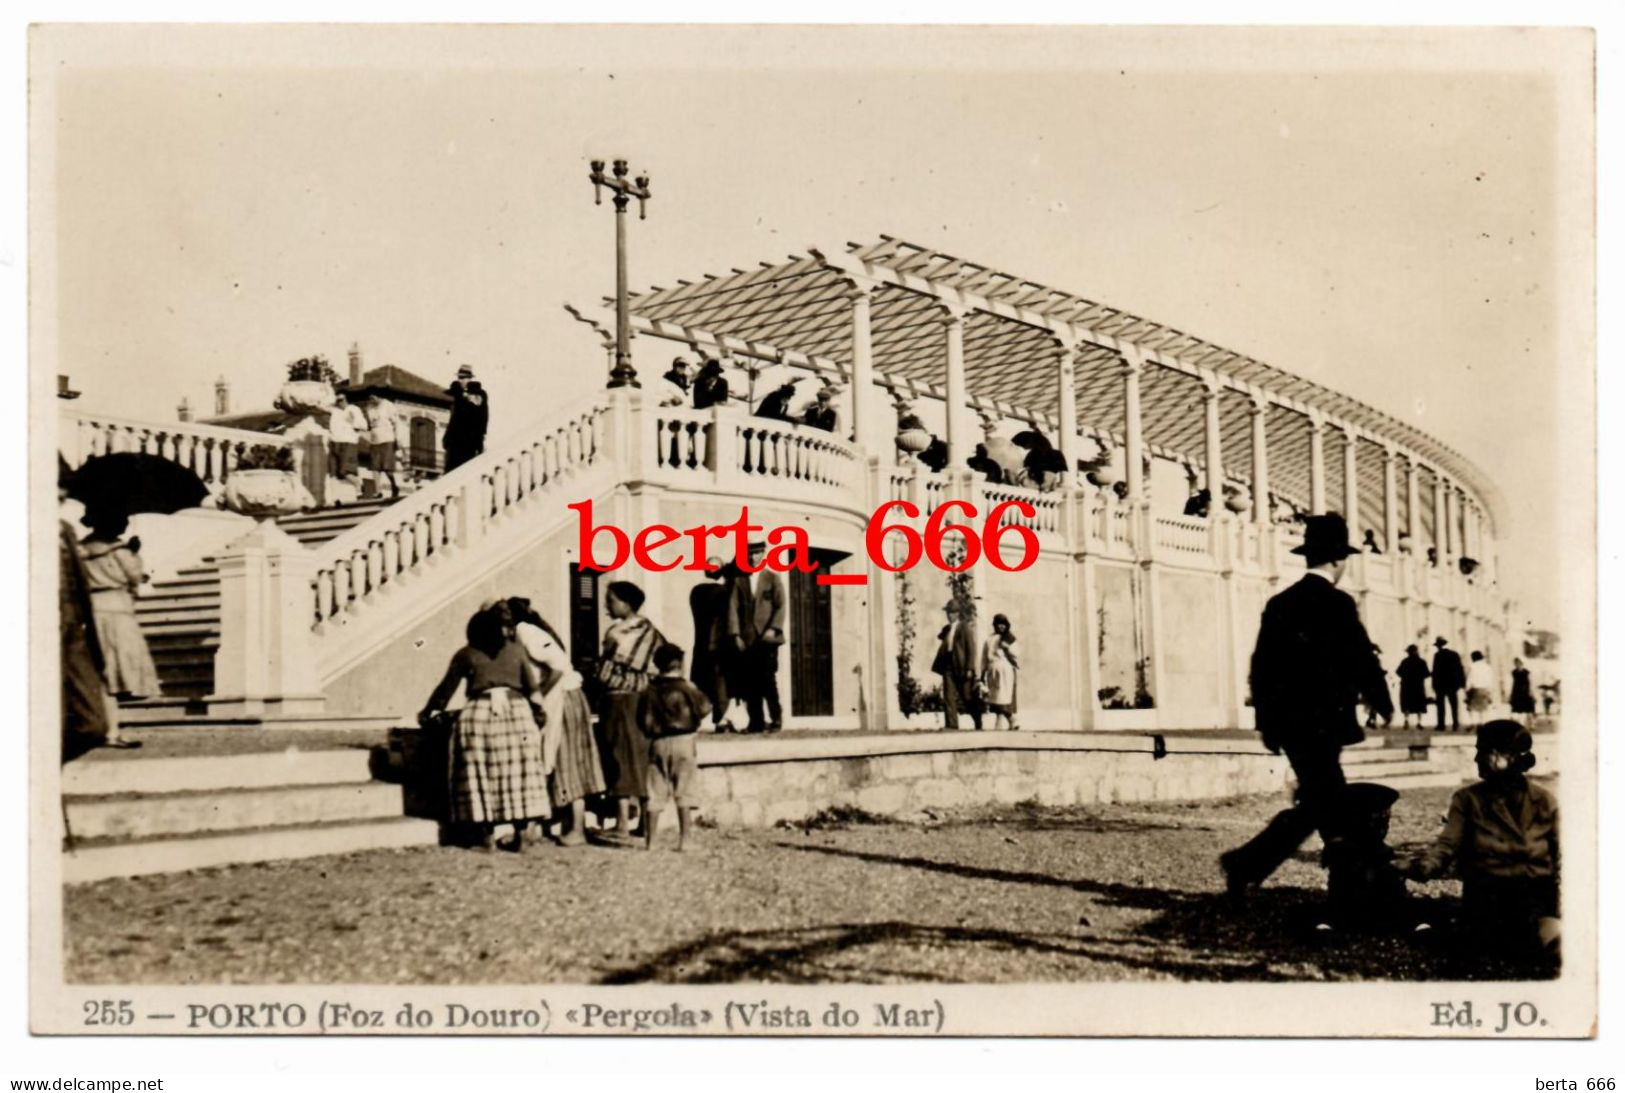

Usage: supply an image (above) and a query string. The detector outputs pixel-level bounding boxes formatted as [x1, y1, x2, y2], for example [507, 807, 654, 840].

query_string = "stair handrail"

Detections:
[308, 391, 613, 626]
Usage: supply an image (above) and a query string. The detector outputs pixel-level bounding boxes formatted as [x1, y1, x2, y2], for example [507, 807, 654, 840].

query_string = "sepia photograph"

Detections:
[25, 22, 1597, 1039]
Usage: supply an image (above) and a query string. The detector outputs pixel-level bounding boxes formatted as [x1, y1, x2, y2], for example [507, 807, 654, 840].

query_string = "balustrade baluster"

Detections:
[364, 543, 382, 596]
[333, 559, 351, 609]
[316, 571, 335, 621]
[382, 529, 400, 582]
[429, 503, 445, 553]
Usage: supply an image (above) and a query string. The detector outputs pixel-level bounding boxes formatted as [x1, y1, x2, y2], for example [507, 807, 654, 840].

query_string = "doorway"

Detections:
[788, 547, 850, 717]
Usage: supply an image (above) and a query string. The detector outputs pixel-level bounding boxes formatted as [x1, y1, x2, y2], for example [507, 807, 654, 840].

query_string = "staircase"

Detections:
[62, 746, 439, 884]
[131, 500, 393, 703]
[1343, 740, 1465, 791]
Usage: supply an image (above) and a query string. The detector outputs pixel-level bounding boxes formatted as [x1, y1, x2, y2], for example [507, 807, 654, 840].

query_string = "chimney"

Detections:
[348, 342, 363, 389]
[177, 397, 192, 423]
[215, 375, 230, 416]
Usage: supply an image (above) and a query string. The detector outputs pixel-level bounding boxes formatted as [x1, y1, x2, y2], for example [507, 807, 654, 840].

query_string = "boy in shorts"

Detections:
[636, 642, 710, 851]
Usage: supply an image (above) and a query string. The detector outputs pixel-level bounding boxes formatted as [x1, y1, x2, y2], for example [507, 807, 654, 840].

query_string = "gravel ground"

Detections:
[64, 786, 1554, 985]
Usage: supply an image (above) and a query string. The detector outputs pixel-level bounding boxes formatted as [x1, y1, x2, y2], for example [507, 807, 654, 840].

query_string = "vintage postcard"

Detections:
[28, 23, 1596, 1037]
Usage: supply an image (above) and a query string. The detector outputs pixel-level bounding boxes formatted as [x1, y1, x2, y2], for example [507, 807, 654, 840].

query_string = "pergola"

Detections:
[571, 235, 1503, 560]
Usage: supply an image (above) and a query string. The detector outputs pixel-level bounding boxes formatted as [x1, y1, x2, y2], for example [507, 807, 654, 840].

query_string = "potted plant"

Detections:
[274, 355, 341, 415]
[223, 444, 311, 517]
[893, 397, 933, 456]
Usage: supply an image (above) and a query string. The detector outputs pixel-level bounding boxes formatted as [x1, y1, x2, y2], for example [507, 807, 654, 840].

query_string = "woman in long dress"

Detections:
[1509, 657, 1536, 716]
[508, 596, 604, 846]
[1395, 644, 1432, 729]
[980, 613, 1020, 731]
[78, 510, 162, 701]
[418, 604, 551, 851]
[596, 581, 663, 837]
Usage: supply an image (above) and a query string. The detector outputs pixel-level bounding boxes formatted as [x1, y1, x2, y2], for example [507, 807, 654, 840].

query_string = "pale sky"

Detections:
[41, 25, 1592, 629]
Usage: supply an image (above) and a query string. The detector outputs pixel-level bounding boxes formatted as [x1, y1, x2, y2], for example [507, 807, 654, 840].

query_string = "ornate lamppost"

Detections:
[589, 157, 652, 389]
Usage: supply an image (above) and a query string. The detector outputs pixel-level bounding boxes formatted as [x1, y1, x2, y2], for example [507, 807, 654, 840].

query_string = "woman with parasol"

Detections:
[64, 451, 211, 723]
[78, 509, 162, 702]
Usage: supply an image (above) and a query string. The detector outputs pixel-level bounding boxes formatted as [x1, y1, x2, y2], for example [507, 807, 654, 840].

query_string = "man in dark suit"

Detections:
[932, 600, 983, 731]
[728, 542, 787, 733]
[689, 558, 738, 732]
[1219, 513, 1390, 893]
[1431, 636, 1466, 732]
[443, 364, 489, 472]
[754, 380, 801, 423]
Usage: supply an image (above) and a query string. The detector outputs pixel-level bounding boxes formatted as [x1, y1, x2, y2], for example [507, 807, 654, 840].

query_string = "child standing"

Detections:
[636, 643, 711, 851]
[1405, 719, 1559, 963]
[980, 613, 1020, 731]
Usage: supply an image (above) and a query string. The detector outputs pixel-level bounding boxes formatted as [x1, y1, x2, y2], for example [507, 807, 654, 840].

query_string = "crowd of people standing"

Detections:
[416, 545, 803, 853]
[1382, 637, 1535, 732]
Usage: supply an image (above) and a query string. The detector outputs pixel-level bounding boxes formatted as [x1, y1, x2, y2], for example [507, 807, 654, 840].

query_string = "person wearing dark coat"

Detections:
[688, 559, 738, 732]
[443, 365, 490, 472]
[1395, 644, 1432, 728]
[754, 380, 801, 423]
[916, 437, 949, 473]
[1509, 657, 1536, 716]
[61, 517, 112, 763]
[1219, 513, 1390, 894]
[966, 443, 1005, 484]
[727, 543, 787, 733]
[692, 358, 731, 410]
[932, 600, 983, 731]
[1432, 637, 1466, 732]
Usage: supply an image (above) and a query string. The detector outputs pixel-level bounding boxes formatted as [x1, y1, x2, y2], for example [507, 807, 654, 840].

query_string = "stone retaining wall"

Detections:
[693, 732, 1290, 828]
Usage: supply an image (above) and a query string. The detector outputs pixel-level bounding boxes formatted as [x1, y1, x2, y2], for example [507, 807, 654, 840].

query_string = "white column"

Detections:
[1383, 445, 1400, 552]
[941, 307, 968, 468]
[1123, 354, 1145, 502]
[1433, 471, 1449, 559]
[1449, 483, 1462, 558]
[1407, 459, 1423, 545]
[1056, 340, 1080, 480]
[847, 282, 875, 448]
[1342, 426, 1360, 542]
[1308, 415, 1327, 513]
[1249, 394, 1270, 525]
[1203, 381, 1224, 497]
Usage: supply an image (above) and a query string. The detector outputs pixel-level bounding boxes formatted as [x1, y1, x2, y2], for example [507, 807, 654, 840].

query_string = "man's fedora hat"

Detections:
[1291, 513, 1359, 563]
[1435, 636, 1449, 647]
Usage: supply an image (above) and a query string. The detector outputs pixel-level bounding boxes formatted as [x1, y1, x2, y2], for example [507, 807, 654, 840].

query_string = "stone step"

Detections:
[1341, 758, 1444, 778]
[63, 816, 440, 884]
[1343, 747, 1416, 765]
[65, 781, 408, 841]
[62, 748, 376, 797]
[1368, 770, 1468, 791]
[134, 607, 222, 629]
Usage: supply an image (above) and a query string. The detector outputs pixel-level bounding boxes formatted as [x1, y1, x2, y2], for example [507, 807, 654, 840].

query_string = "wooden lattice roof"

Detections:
[573, 235, 1503, 532]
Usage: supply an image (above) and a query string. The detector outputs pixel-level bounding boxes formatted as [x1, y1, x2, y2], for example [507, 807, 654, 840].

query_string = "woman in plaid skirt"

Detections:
[597, 581, 664, 838]
[508, 596, 604, 847]
[419, 605, 552, 851]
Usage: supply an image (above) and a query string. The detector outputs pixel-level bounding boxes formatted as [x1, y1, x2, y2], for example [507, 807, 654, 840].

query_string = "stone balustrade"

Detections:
[310, 399, 607, 627]
[647, 404, 865, 512]
[60, 406, 295, 486]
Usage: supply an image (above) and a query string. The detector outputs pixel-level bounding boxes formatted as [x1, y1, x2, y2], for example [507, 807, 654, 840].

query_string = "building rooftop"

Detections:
[346, 364, 453, 407]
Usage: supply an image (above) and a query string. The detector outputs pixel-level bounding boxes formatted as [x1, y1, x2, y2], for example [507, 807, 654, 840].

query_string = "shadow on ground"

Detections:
[601, 838, 1553, 985]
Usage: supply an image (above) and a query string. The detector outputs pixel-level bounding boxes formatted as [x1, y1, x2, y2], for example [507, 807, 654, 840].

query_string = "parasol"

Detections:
[65, 453, 209, 519]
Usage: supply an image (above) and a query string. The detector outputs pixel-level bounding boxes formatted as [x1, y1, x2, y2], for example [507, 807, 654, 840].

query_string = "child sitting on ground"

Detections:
[1315, 781, 1422, 934]
[1404, 719, 1560, 965]
[635, 642, 711, 852]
